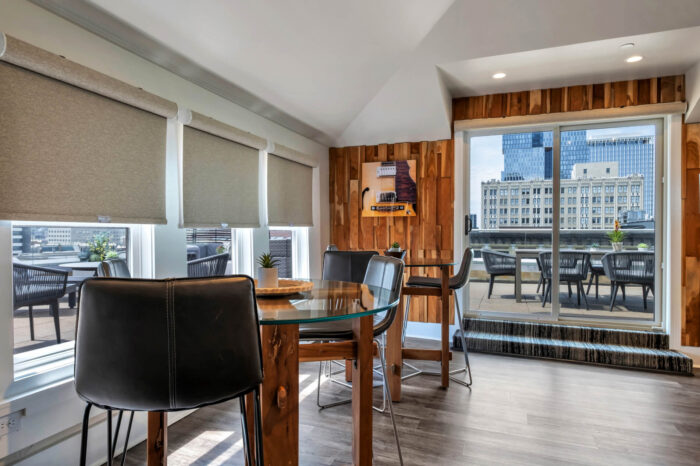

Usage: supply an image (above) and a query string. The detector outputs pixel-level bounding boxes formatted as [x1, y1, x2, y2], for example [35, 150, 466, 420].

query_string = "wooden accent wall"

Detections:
[329, 141, 454, 324]
[453, 76, 685, 121]
[682, 122, 700, 346]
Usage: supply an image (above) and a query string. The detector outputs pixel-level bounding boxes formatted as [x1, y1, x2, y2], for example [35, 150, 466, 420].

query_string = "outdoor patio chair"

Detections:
[13, 262, 69, 343]
[481, 249, 516, 298]
[601, 251, 655, 311]
[97, 259, 131, 278]
[586, 260, 605, 299]
[187, 253, 229, 278]
[539, 251, 591, 309]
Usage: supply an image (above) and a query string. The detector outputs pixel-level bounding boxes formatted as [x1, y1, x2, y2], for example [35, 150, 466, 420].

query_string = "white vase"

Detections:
[257, 267, 278, 288]
[388, 247, 401, 252]
[612, 242, 623, 252]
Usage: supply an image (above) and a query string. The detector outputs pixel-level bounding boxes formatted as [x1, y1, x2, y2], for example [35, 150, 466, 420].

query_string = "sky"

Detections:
[468, 125, 655, 227]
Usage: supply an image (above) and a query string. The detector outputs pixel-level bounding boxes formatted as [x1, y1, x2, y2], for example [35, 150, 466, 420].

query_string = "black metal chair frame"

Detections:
[13, 262, 69, 343]
[601, 251, 655, 312]
[586, 260, 605, 299]
[481, 249, 517, 298]
[539, 251, 591, 310]
[186, 253, 229, 278]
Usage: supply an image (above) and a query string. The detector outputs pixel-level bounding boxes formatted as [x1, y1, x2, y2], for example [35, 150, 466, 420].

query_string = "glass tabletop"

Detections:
[403, 258, 458, 268]
[256, 279, 399, 325]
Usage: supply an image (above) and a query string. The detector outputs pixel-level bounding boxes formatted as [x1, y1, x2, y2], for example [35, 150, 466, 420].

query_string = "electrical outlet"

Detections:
[0, 411, 22, 437]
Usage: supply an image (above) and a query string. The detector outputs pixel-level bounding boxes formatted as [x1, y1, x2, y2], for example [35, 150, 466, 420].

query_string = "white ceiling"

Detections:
[440, 27, 700, 98]
[31, 0, 700, 147]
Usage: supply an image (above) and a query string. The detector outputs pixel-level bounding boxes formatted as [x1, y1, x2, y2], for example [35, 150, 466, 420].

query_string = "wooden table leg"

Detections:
[385, 293, 404, 401]
[244, 392, 256, 466]
[260, 324, 299, 466]
[440, 265, 450, 388]
[147, 412, 167, 466]
[345, 359, 353, 382]
[352, 314, 373, 465]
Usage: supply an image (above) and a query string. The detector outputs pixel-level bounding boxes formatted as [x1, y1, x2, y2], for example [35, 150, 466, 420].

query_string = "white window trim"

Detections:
[290, 227, 310, 279]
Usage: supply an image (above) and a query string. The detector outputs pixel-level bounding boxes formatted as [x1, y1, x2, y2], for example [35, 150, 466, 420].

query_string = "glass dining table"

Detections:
[147, 279, 398, 466]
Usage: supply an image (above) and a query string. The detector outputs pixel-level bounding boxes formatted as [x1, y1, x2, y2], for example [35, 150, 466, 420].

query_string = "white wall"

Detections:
[0, 0, 329, 463]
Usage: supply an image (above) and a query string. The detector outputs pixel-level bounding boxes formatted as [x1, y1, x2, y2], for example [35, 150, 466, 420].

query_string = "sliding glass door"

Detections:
[465, 119, 662, 325]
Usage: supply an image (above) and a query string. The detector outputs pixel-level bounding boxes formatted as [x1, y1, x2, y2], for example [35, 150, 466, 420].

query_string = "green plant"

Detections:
[391, 241, 400, 249]
[87, 233, 114, 261]
[216, 245, 226, 254]
[607, 220, 625, 243]
[105, 250, 119, 260]
[637, 243, 649, 249]
[590, 243, 600, 248]
[257, 252, 279, 269]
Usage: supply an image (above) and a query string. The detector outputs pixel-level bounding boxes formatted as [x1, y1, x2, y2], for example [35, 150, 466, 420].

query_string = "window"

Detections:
[11, 223, 132, 358]
[186, 228, 254, 276]
[269, 228, 309, 278]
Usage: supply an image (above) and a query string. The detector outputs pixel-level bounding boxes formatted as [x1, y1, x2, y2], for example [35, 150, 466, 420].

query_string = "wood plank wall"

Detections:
[452, 75, 700, 345]
[453, 76, 685, 121]
[329, 141, 454, 324]
[682, 122, 700, 346]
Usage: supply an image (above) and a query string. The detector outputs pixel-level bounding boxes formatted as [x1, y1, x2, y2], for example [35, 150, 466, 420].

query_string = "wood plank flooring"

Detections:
[122, 339, 700, 465]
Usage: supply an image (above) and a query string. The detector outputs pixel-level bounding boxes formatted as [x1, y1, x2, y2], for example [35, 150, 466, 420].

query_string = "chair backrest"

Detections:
[75, 276, 263, 411]
[187, 253, 229, 278]
[450, 248, 473, 289]
[539, 251, 590, 280]
[481, 249, 515, 274]
[601, 251, 654, 284]
[97, 259, 131, 278]
[362, 255, 404, 336]
[12, 263, 68, 309]
[322, 250, 379, 284]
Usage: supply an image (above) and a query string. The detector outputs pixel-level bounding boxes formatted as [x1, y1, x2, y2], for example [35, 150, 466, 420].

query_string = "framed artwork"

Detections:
[361, 160, 417, 217]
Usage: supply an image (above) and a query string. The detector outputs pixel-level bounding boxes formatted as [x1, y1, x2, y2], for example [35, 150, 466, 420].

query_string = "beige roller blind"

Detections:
[181, 125, 260, 228]
[0, 34, 174, 224]
[267, 153, 314, 227]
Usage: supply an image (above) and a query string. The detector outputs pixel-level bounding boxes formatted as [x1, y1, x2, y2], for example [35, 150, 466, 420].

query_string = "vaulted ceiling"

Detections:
[31, 0, 700, 147]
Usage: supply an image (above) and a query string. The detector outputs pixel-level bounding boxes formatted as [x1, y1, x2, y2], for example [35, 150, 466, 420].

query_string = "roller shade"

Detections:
[181, 112, 264, 228]
[267, 149, 314, 227]
[0, 34, 176, 224]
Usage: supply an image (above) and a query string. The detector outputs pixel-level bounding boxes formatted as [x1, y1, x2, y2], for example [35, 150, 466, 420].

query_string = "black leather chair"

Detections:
[75, 276, 264, 466]
[404, 248, 473, 387]
[97, 259, 131, 278]
[321, 250, 378, 283]
[302, 256, 404, 465]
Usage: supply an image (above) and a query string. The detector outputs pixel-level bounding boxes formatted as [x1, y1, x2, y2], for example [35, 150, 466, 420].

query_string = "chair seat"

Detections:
[300, 312, 387, 341]
[406, 275, 460, 289]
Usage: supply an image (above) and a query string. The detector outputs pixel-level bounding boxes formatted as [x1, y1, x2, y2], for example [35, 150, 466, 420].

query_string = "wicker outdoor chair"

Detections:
[539, 251, 591, 309]
[601, 251, 655, 311]
[13, 263, 69, 343]
[481, 249, 516, 298]
[187, 253, 229, 278]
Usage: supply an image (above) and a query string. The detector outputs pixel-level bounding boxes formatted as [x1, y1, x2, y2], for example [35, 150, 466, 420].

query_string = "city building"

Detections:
[482, 162, 643, 229]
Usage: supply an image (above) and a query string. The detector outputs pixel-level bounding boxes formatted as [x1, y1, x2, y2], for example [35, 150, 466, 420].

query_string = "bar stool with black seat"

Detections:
[402, 248, 473, 387]
[302, 256, 405, 465]
[75, 276, 264, 466]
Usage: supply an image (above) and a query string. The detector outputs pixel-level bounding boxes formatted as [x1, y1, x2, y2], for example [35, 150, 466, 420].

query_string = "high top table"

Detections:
[146, 279, 398, 466]
[385, 257, 458, 401]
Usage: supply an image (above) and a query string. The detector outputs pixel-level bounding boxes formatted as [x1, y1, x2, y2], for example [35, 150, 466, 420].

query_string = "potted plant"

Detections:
[607, 220, 625, 252]
[388, 241, 401, 252]
[590, 243, 600, 251]
[637, 242, 650, 251]
[257, 252, 279, 288]
[87, 233, 114, 262]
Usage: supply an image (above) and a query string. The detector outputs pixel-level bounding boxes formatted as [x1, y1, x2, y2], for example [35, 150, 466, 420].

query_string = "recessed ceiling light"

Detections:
[492, 72, 506, 79]
[620, 42, 635, 49]
[626, 55, 643, 63]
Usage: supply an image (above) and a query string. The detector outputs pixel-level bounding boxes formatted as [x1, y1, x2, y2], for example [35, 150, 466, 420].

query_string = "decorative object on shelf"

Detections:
[637, 243, 650, 251]
[607, 220, 625, 252]
[388, 241, 401, 252]
[254, 279, 313, 297]
[590, 243, 599, 251]
[361, 160, 417, 217]
[385, 241, 406, 259]
[256, 252, 279, 288]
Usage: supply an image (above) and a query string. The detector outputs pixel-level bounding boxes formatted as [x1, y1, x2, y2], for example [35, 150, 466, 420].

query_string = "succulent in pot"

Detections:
[256, 252, 279, 288]
[388, 241, 401, 252]
[637, 243, 650, 251]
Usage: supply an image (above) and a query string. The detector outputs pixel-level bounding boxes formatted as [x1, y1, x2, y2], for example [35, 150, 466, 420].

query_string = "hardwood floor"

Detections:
[122, 339, 700, 465]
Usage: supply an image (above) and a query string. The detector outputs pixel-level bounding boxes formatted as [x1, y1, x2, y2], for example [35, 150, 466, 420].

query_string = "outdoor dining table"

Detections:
[385, 257, 459, 401]
[514, 249, 607, 302]
[145, 279, 399, 466]
[58, 261, 101, 275]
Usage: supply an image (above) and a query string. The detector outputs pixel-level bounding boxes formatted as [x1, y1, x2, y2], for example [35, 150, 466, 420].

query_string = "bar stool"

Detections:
[75, 276, 264, 466]
[402, 248, 473, 387]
